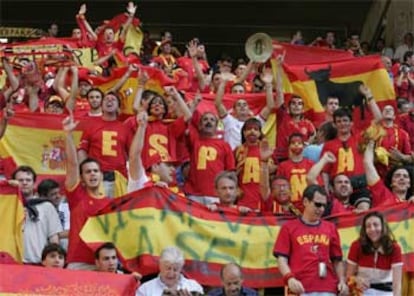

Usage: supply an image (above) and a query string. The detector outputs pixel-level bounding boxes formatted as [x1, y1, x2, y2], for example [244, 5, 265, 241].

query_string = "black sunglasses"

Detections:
[313, 201, 327, 208]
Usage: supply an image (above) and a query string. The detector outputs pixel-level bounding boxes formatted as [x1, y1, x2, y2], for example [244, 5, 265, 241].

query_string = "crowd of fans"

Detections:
[1, 1, 414, 295]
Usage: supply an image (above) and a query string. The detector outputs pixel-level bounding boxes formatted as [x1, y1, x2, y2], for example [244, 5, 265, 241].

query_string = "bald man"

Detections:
[207, 263, 258, 296]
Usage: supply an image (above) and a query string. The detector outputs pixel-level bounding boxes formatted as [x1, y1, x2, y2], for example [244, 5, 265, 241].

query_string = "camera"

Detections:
[400, 65, 411, 74]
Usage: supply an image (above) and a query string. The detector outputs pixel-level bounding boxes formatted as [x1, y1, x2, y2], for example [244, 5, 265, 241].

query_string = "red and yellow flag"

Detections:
[90, 65, 175, 117]
[0, 264, 138, 295]
[271, 42, 395, 130]
[80, 187, 414, 288]
[284, 55, 394, 128]
[0, 183, 24, 264]
[0, 113, 82, 184]
[0, 113, 129, 197]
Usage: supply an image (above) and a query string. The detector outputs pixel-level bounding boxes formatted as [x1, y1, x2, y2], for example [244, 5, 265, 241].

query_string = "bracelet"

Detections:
[366, 96, 374, 102]
[283, 272, 295, 285]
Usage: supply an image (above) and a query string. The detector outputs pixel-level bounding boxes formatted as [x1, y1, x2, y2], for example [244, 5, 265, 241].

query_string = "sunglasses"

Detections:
[312, 201, 327, 208]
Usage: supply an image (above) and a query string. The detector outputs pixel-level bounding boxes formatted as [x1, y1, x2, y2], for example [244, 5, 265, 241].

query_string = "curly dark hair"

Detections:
[384, 165, 414, 200]
[359, 211, 395, 256]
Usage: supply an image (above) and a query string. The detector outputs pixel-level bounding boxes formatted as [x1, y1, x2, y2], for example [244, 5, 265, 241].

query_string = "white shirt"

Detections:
[136, 274, 203, 296]
[58, 201, 70, 250]
[394, 44, 414, 62]
[127, 171, 150, 193]
[222, 113, 265, 150]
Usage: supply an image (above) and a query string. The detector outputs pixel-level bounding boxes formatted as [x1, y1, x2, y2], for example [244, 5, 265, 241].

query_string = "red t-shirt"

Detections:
[273, 218, 343, 293]
[379, 124, 411, 154]
[66, 183, 111, 264]
[328, 195, 353, 216]
[321, 135, 365, 178]
[124, 117, 187, 168]
[275, 107, 316, 161]
[235, 144, 262, 210]
[95, 40, 124, 58]
[277, 158, 317, 203]
[73, 97, 91, 117]
[184, 127, 235, 197]
[369, 179, 404, 208]
[397, 113, 414, 149]
[347, 240, 402, 284]
[78, 117, 129, 177]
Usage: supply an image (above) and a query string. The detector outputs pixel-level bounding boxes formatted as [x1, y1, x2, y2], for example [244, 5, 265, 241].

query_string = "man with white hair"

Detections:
[136, 246, 203, 295]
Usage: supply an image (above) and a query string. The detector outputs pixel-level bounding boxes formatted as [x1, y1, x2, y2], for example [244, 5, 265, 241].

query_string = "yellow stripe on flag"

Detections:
[124, 25, 143, 57]
[0, 124, 82, 176]
[81, 207, 280, 269]
[0, 193, 24, 262]
[114, 170, 127, 198]
[263, 113, 276, 149]
[290, 68, 395, 113]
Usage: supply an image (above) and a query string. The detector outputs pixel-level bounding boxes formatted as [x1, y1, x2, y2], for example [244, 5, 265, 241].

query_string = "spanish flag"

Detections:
[90, 65, 175, 117]
[0, 113, 128, 198]
[0, 183, 24, 264]
[80, 187, 414, 288]
[0, 113, 82, 185]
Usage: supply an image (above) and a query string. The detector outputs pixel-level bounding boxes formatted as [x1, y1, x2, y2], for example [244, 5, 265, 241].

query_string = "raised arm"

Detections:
[132, 70, 149, 113]
[234, 60, 254, 84]
[187, 40, 207, 90]
[359, 85, 382, 122]
[63, 114, 80, 189]
[189, 90, 202, 114]
[166, 86, 192, 121]
[0, 102, 14, 139]
[93, 49, 116, 66]
[407, 73, 414, 88]
[53, 67, 70, 99]
[108, 64, 138, 94]
[307, 152, 336, 185]
[259, 67, 275, 120]
[1, 57, 19, 91]
[27, 85, 40, 112]
[273, 53, 285, 109]
[128, 111, 147, 181]
[76, 4, 97, 41]
[119, 2, 137, 43]
[395, 72, 404, 87]
[363, 140, 380, 186]
[65, 66, 79, 112]
[214, 75, 228, 118]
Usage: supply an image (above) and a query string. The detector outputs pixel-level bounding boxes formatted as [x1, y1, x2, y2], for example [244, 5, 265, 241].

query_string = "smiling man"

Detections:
[273, 184, 348, 296]
[136, 246, 203, 295]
